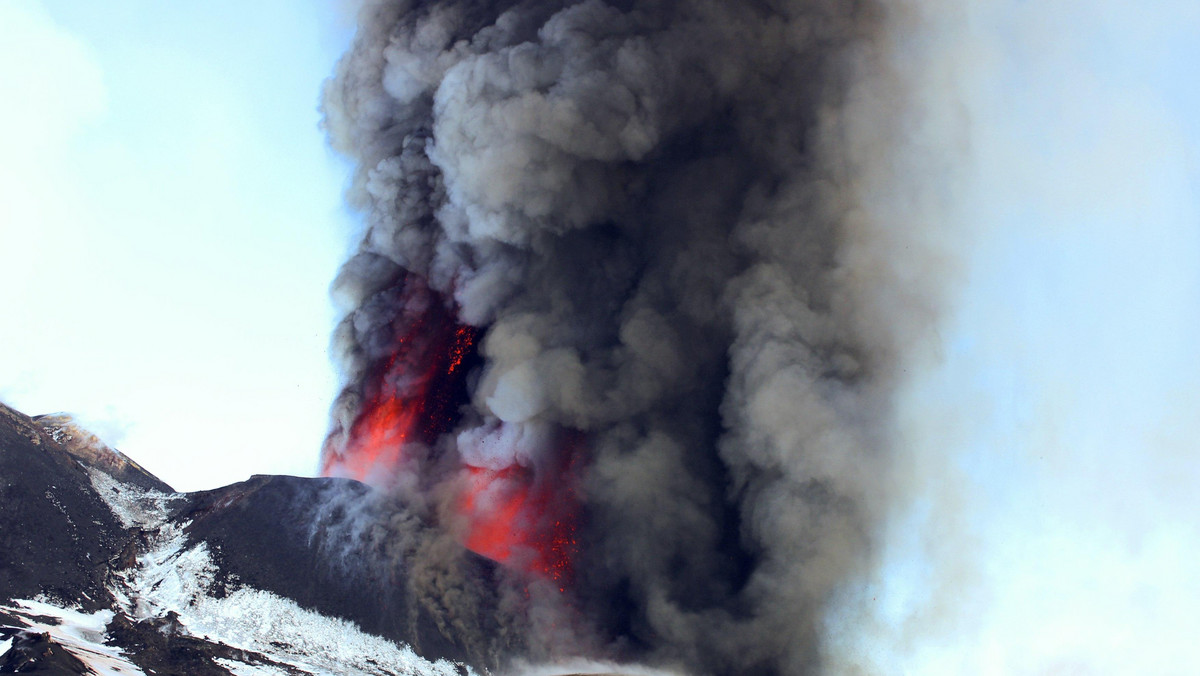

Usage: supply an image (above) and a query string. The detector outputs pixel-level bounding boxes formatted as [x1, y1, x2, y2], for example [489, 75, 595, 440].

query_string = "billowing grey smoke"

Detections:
[321, 0, 947, 673]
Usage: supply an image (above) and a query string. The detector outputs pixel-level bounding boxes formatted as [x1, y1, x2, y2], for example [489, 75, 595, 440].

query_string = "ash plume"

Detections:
[320, 0, 950, 673]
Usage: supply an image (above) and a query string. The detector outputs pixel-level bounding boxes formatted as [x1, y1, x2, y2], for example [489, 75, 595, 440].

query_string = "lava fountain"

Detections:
[321, 272, 579, 583]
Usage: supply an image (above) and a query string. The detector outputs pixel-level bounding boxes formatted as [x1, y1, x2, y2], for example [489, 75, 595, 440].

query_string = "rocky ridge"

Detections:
[0, 401, 479, 675]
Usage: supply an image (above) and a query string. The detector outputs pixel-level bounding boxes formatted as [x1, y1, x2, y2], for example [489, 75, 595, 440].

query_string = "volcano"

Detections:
[0, 400, 504, 675]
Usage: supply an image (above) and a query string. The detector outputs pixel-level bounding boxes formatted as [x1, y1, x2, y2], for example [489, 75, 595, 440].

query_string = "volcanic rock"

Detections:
[0, 629, 92, 674]
[0, 401, 482, 675]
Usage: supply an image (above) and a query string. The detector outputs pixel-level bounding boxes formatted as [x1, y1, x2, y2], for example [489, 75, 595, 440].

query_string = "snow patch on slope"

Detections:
[110, 515, 474, 675]
[215, 656, 293, 675]
[111, 520, 216, 620]
[1, 598, 145, 676]
[85, 465, 181, 529]
[188, 587, 473, 675]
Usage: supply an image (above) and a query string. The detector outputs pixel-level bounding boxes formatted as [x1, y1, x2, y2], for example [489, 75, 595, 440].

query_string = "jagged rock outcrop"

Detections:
[0, 403, 130, 612]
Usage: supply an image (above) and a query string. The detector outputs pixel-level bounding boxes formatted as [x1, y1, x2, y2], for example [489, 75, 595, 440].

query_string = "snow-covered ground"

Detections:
[0, 598, 144, 676]
[86, 461, 476, 675]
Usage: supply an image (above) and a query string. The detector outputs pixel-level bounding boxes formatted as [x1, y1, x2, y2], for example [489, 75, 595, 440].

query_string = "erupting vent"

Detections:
[320, 276, 474, 481]
[459, 461, 578, 585]
[322, 274, 580, 583]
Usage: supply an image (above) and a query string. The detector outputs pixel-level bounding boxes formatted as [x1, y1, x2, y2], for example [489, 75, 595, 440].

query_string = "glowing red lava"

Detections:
[320, 278, 476, 482]
[458, 444, 580, 586]
[321, 274, 580, 583]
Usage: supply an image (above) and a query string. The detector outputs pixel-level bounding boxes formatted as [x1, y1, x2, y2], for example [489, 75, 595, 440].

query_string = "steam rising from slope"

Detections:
[321, 0, 950, 673]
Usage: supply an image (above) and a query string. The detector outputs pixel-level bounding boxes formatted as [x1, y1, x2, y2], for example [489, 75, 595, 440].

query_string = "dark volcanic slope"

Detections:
[181, 473, 498, 665]
[0, 401, 484, 674]
[0, 403, 131, 611]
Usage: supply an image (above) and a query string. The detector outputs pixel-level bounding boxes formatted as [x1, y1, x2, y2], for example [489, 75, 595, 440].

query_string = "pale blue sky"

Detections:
[832, 2, 1200, 670]
[1, 0, 355, 490]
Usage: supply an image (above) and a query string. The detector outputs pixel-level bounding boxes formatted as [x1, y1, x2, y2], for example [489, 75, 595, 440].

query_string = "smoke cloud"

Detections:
[319, 0, 952, 673]
[313, 0, 1199, 673]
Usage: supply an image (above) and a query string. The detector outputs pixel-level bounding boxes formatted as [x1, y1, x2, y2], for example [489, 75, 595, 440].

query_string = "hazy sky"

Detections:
[1, 0, 355, 491]
[826, 2, 1200, 670]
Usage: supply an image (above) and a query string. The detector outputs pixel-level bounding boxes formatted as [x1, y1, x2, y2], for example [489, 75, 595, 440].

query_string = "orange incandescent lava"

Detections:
[322, 274, 580, 583]
[321, 278, 476, 482]
[458, 444, 580, 585]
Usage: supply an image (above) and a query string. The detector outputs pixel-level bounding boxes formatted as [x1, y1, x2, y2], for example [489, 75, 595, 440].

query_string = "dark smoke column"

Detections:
[322, 0, 937, 673]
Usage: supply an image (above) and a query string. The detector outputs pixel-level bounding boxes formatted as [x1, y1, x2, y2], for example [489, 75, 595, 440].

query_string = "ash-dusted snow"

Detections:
[108, 520, 216, 620]
[85, 465, 181, 530]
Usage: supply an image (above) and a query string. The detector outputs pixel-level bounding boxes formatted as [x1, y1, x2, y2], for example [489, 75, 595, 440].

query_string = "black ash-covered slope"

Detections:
[0, 403, 130, 612]
[180, 473, 507, 665]
[0, 401, 484, 675]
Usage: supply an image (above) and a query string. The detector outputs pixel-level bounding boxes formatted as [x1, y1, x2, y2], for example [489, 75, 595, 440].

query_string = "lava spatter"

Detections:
[457, 443, 580, 586]
[321, 274, 580, 583]
[321, 275, 476, 484]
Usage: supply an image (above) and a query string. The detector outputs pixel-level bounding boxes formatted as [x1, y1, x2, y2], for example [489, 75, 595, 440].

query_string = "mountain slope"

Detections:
[0, 403, 129, 613]
[0, 401, 480, 675]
